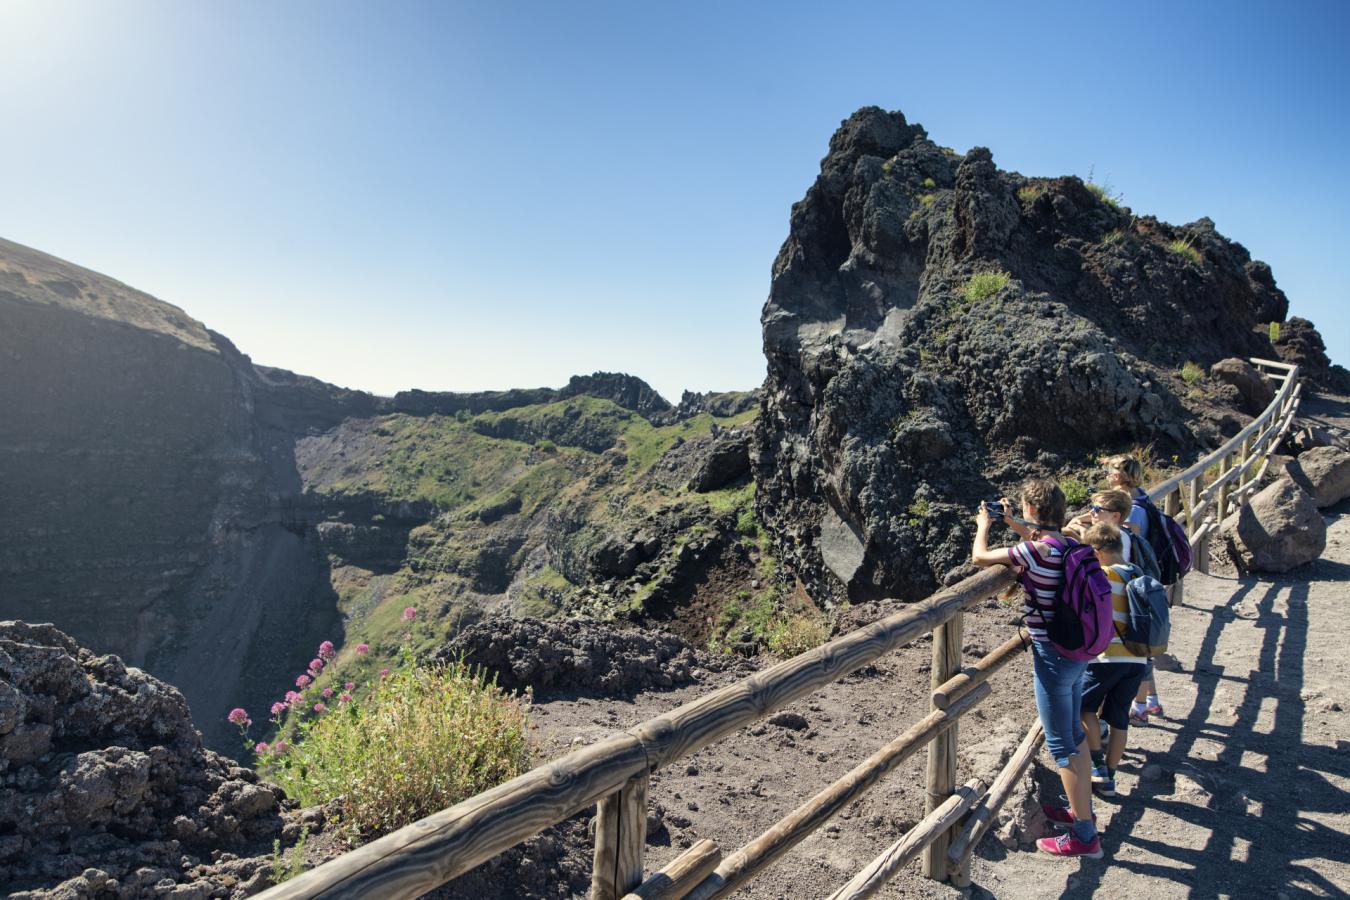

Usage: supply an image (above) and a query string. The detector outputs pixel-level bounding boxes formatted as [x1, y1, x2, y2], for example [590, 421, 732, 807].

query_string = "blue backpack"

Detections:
[1116, 565, 1170, 657]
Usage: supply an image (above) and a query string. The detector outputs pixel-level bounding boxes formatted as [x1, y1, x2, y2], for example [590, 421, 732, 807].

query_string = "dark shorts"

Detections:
[1082, 662, 1149, 730]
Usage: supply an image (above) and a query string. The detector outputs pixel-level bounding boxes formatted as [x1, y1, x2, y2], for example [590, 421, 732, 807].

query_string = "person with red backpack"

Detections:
[972, 479, 1113, 859]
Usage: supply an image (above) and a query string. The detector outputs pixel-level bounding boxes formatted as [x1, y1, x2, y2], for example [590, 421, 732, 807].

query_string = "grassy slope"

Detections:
[301, 399, 760, 684]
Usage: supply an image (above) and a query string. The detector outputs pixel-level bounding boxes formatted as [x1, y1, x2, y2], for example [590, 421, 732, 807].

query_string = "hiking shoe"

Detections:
[1091, 767, 1117, 798]
[1145, 699, 1165, 718]
[1037, 831, 1103, 859]
[1129, 705, 1149, 725]
[1042, 803, 1097, 830]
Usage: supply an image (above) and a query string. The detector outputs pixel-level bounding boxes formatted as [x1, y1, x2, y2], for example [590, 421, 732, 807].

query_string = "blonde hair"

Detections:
[1084, 522, 1123, 554]
[1105, 454, 1144, 490]
[1091, 489, 1132, 519]
[1020, 478, 1066, 529]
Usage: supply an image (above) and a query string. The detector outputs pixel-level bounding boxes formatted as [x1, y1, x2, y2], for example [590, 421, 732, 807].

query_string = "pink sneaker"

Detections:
[1037, 831, 1103, 858]
[1129, 706, 1149, 724]
[1145, 699, 1165, 718]
[1042, 804, 1097, 830]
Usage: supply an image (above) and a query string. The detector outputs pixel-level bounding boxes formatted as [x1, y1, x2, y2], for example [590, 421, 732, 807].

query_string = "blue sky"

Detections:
[2, 1, 1346, 402]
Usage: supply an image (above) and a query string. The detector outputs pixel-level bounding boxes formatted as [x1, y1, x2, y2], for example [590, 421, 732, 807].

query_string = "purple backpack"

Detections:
[1039, 536, 1115, 662]
[1133, 496, 1193, 585]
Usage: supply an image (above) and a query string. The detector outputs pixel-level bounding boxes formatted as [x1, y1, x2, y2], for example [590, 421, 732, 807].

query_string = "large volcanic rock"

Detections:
[1221, 477, 1326, 572]
[753, 107, 1322, 605]
[0, 621, 296, 898]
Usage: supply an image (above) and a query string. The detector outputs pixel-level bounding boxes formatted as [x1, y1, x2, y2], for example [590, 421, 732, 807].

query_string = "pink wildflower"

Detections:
[356, 643, 370, 655]
[270, 702, 286, 717]
[285, 690, 301, 704]
[313, 702, 326, 713]
[227, 708, 250, 727]
[401, 606, 417, 622]
[273, 741, 287, 753]
[318, 640, 336, 660]
[254, 742, 270, 754]
[322, 687, 334, 699]
[339, 692, 353, 703]
[309, 657, 324, 673]
[379, 668, 390, 677]
[296, 674, 311, 688]
[344, 681, 355, 691]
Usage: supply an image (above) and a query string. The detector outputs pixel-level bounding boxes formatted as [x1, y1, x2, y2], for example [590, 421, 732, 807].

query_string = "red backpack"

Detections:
[1039, 536, 1115, 661]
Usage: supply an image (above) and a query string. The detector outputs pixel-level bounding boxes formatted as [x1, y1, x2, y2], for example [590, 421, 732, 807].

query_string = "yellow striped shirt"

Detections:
[1099, 564, 1147, 663]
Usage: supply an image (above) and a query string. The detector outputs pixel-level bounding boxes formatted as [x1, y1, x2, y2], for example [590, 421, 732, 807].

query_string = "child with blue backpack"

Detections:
[1078, 522, 1157, 797]
[972, 479, 1105, 859]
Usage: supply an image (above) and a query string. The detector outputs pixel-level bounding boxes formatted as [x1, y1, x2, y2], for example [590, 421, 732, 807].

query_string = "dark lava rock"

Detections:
[437, 616, 725, 696]
[752, 106, 1327, 606]
[688, 427, 753, 493]
[1274, 317, 1350, 392]
[559, 372, 672, 419]
[0, 621, 295, 899]
[1210, 357, 1274, 414]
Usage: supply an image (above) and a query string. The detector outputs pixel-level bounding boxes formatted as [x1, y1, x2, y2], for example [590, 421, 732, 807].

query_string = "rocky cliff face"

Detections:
[752, 107, 1335, 606]
[0, 236, 765, 748]
[0, 239, 362, 751]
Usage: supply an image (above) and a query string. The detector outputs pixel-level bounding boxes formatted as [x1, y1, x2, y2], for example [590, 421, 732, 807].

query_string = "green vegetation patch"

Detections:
[1267, 321, 1281, 343]
[963, 271, 1011, 304]
[1060, 478, 1090, 509]
[1017, 183, 1046, 203]
[1180, 361, 1205, 385]
[259, 659, 530, 837]
[511, 566, 573, 618]
[1167, 239, 1202, 265]
[906, 498, 931, 527]
[1085, 178, 1122, 211]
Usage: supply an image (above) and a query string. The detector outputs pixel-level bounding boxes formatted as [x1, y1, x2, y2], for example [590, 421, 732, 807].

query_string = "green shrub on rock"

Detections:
[963, 271, 1011, 304]
[260, 660, 530, 837]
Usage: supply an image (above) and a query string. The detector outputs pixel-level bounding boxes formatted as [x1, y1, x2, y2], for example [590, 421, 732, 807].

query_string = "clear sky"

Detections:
[2, 1, 1346, 402]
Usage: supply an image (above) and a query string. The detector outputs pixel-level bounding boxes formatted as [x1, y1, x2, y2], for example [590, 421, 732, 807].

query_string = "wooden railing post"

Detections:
[922, 612, 963, 880]
[593, 772, 649, 900]
[1216, 452, 1233, 523]
[1237, 433, 1254, 491]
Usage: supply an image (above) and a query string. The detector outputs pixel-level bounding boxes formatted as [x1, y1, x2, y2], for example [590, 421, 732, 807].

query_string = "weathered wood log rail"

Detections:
[257, 358, 1300, 900]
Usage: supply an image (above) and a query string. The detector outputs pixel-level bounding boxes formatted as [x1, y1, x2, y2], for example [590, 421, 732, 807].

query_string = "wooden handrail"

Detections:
[259, 566, 1015, 899]
[1148, 358, 1299, 504]
[258, 357, 1302, 900]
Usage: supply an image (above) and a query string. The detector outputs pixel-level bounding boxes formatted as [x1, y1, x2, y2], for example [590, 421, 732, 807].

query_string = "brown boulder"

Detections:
[1221, 477, 1326, 572]
[1286, 446, 1350, 507]
[1210, 358, 1274, 414]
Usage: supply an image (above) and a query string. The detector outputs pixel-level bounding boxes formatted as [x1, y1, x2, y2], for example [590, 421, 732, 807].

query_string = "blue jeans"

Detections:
[1031, 640, 1089, 767]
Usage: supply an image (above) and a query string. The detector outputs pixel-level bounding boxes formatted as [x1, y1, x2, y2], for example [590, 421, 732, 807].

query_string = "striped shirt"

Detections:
[1100, 563, 1147, 663]
[1008, 539, 1065, 641]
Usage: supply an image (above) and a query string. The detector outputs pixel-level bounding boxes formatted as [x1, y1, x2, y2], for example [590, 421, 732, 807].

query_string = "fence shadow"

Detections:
[1035, 568, 1350, 898]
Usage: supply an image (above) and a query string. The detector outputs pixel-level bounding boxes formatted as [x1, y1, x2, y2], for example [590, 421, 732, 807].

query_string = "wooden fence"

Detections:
[257, 358, 1301, 900]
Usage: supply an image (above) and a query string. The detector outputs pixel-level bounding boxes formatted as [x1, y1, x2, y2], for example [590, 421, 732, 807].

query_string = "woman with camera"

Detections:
[970, 479, 1101, 858]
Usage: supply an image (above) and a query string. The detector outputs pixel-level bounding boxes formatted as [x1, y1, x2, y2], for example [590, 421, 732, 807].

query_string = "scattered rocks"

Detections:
[0, 621, 296, 898]
[767, 712, 810, 731]
[437, 616, 722, 696]
[1222, 477, 1327, 572]
[1285, 446, 1350, 508]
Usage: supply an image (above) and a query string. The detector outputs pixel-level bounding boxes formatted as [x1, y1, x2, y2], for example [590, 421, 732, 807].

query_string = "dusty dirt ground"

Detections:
[412, 392, 1350, 900]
